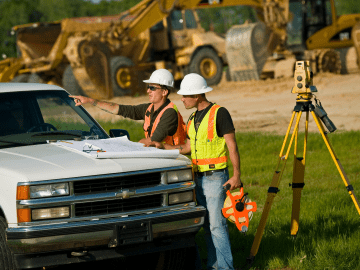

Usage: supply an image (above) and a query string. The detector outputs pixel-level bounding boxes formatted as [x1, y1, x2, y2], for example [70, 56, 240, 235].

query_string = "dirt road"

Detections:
[85, 72, 360, 135]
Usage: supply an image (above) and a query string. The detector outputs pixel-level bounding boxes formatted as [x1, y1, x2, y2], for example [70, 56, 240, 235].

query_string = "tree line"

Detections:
[0, 0, 359, 58]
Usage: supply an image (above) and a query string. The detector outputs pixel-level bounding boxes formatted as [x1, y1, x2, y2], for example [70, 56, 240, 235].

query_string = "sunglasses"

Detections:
[147, 85, 163, 91]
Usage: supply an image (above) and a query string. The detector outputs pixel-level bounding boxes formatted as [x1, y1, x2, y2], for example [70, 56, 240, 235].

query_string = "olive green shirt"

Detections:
[117, 99, 178, 142]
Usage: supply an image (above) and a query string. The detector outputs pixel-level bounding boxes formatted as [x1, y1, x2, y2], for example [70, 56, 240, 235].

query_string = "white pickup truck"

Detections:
[0, 83, 205, 269]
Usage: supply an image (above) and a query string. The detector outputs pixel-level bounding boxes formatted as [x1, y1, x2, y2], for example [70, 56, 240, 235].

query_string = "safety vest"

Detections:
[143, 102, 186, 145]
[187, 104, 228, 172]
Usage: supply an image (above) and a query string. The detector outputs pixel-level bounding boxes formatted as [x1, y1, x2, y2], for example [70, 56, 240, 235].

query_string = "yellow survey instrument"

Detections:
[247, 60, 360, 266]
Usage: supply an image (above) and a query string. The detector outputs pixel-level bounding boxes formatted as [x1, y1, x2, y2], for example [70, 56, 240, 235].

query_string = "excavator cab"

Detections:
[287, 0, 333, 51]
[149, 8, 225, 85]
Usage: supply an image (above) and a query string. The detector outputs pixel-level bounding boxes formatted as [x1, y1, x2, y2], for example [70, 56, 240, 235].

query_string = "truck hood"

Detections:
[0, 142, 188, 182]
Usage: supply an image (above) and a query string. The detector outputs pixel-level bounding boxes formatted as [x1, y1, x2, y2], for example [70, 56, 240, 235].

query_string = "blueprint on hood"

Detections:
[52, 136, 180, 159]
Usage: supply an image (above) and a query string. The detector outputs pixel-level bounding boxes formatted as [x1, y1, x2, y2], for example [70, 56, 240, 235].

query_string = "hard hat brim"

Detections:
[177, 86, 213, 95]
[143, 79, 157, 84]
[143, 79, 173, 88]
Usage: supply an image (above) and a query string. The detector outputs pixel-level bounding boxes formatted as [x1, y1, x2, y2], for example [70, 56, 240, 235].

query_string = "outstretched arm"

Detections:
[69, 95, 120, 115]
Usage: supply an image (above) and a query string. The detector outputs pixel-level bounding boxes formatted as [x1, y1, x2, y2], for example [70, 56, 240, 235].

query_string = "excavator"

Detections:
[225, 0, 360, 81]
[0, 0, 359, 99]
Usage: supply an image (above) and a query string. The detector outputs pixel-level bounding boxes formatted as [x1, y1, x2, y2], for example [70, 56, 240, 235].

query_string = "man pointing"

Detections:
[70, 69, 186, 145]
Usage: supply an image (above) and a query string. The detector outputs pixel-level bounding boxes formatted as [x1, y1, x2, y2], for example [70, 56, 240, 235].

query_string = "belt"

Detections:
[195, 168, 227, 177]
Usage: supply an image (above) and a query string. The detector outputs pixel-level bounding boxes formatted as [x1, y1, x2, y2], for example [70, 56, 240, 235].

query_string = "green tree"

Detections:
[0, 0, 142, 58]
[335, 0, 360, 15]
[0, 0, 40, 57]
[196, 6, 257, 34]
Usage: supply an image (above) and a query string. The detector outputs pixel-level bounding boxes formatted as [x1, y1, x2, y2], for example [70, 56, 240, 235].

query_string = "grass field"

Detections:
[98, 120, 360, 270]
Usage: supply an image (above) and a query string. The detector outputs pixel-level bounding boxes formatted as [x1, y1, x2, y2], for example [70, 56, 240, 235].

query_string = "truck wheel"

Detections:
[28, 73, 45, 84]
[11, 74, 30, 83]
[189, 47, 223, 86]
[110, 56, 134, 96]
[0, 217, 17, 270]
[62, 65, 85, 96]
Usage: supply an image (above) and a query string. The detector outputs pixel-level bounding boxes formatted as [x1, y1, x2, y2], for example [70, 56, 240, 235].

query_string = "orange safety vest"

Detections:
[143, 102, 186, 145]
[187, 104, 228, 172]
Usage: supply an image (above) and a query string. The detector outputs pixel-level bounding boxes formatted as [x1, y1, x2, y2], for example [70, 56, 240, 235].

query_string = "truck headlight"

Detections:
[169, 191, 194, 205]
[30, 183, 69, 199]
[165, 169, 193, 184]
[32, 207, 70, 221]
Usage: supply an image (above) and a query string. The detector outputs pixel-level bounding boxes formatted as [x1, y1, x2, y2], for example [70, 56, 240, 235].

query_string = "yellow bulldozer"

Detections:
[0, 0, 359, 99]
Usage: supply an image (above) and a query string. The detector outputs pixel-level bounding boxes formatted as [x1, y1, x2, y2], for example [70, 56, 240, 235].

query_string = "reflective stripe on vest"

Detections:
[143, 102, 186, 145]
[187, 104, 228, 172]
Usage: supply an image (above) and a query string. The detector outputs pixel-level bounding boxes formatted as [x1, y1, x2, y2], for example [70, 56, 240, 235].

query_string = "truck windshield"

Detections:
[0, 90, 108, 147]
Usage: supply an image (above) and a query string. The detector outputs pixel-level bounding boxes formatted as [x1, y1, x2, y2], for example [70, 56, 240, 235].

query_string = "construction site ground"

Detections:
[84, 72, 360, 135]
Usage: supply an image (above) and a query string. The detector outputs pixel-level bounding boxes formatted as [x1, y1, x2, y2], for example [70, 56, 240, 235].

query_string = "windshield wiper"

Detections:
[0, 139, 28, 147]
[31, 131, 82, 137]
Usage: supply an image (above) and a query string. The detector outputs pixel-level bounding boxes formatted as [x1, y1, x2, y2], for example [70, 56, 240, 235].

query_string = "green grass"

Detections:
[223, 130, 360, 270]
[97, 120, 360, 269]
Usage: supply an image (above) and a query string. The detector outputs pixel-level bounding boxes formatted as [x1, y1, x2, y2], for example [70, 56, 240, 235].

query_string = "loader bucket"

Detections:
[226, 22, 271, 81]
[352, 22, 360, 69]
[71, 40, 113, 100]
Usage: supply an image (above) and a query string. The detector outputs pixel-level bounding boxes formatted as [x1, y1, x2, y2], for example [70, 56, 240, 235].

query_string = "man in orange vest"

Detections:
[146, 73, 241, 270]
[70, 69, 186, 145]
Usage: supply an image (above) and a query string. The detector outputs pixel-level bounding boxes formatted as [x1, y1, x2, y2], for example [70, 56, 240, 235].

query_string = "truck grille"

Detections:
[73, 172, 161, 194]
[75, 194, 163, 217]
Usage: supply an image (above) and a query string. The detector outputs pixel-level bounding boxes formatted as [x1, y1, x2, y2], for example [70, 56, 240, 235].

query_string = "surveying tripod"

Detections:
[247, 61, 360, 262]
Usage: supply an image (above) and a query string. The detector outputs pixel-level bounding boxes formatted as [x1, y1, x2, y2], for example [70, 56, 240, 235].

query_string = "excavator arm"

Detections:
[118, 0, 287, 42]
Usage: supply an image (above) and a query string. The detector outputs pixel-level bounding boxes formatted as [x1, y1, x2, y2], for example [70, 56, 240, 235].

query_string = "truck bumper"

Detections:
[7, 206, 205, 268]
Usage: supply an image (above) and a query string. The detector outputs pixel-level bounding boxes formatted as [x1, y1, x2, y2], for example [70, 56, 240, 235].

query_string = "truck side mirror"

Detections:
[109, 129, 130, 140]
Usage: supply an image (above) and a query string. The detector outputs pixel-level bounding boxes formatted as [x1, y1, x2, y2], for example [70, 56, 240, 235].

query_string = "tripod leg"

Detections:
[311, 111, 360, 215]
[249, 111, 302, 259]
[290, 111, 309, 236]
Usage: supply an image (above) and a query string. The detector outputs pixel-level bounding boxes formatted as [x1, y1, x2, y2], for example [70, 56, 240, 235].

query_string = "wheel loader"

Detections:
[0, 0, 229, 99]
[0, 0, 359, 99]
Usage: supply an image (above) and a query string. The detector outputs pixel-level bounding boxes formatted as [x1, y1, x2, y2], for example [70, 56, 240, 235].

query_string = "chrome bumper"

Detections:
[7, 206, 205, 254]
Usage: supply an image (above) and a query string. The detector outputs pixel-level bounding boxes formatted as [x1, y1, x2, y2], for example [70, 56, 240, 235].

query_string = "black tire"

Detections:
[189, 47, 223, 86]
[62, 65, 85, 96]
[28, 73, 44, 84]
[0, 217, 17, 270]
[11, 74, 30, 83]
[225, 67, 231, 81]
[110, 56, 134, 96]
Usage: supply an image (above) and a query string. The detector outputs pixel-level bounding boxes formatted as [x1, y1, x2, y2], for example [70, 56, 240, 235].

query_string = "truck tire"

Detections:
[11, 74, 30, 82]
[110, 56, 134, 96]
[0, 217, 17, 270]
[28, 73, 44, 84]
[62, 65, 85, 96]
[189, 47, 223, 86]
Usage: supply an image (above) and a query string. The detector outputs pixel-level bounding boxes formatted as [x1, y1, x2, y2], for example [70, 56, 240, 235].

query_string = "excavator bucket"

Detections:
[77, 40, 113, 99]
[352, 22, 360, 70]
[226, 22, 271, 81]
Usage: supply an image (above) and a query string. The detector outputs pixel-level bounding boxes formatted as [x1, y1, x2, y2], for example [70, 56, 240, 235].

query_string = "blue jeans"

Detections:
[195, 169, 234, 270]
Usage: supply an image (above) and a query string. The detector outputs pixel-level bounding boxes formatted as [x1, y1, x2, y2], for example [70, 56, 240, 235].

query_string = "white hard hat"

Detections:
[177, 73, 212, 95]
[143, 69, 174, 87]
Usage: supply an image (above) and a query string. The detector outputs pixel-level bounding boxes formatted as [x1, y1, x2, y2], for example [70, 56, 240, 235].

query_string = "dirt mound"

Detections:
[85, 71, 360, 135]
